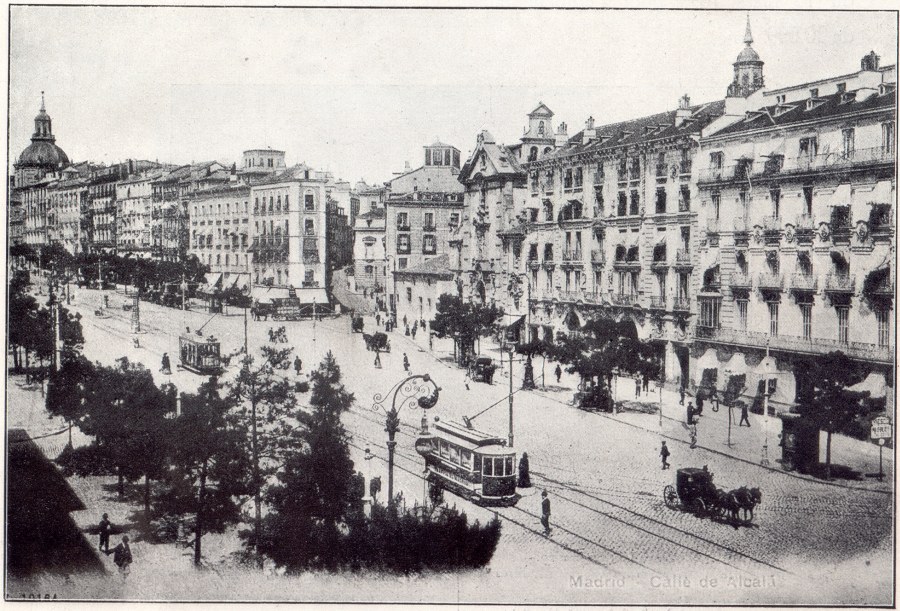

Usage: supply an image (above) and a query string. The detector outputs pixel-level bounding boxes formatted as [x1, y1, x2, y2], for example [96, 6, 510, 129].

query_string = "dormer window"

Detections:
[836, 83, 846, 94]
[809, 88, 819, 98]
[776, 94, 786, 104]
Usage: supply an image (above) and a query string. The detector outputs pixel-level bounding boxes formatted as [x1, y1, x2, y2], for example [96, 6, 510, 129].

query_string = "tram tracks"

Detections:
[344, 403, 792, 578]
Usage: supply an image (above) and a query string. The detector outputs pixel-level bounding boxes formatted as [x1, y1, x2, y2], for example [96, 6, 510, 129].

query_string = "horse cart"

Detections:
[351, 315, 364, 333]
[663, 467, 761, 525]
[468, 356, 497, 384]
[362, 331, 391, 353]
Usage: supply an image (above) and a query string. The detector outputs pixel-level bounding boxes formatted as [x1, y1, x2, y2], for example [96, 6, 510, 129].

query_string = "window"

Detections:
[836, 82, 846, 94]
[799, 137, 818, 159]
[712, 191, 721, 220]
[709, 151, 724, 169]
[268, 197, 274, 213]
[305, 219, 314, 235]
[837, 306, 849, 344]
[617, 191, 627, 216]
[841, 128, 855, 158]
[275, 196, 281, 212]
[629, 190, 639, 215]
[423, 234, 436, 254]
[406, 287, 412, 302]
[574, 167, 583, 189]
[564, 271, 571, 291]
[424, 212, 434, 229]
[803, 186, 813, 215]
[449, 212, 460, 226]
[809, 88, 819, 98]
[397, 212, 409, 229]
[397, 234, 411, 254]
[877, 309, 890, 347]
[679, 185, 691, 212]
[564, 169, 573, 190]
[776, 94, 786, 104]
[799, 303, 812, 340]
[737, 299, 748, 331]
[305, 194, 315, 211]
[769, 302, 779, 336]
[770, 188, 781, 218]
[882, 122, 895, 154]
[655, 188, 667, 214]
[699, 297, 720, 329]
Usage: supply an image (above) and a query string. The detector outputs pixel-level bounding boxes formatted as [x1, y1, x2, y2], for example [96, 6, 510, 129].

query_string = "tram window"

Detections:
[483, 458, 493, 476]
[449, 444, 460, 464]
[460, 450, 472, 470]
[439, 439, 449, 458]
[505, 456, 513, 476]
[473, 455, 481, 473]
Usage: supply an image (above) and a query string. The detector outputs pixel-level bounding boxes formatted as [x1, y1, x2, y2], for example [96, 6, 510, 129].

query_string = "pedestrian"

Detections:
[555, 364, 562, 384]
[411, 325, 417, 340]
[403, 353, 410, 372]
[679, 385, 686, 406]
[635, 377, 641, 398]
[405, 324, 410, 336]
[660, 440, 670, 470]
[643, 376, 650, 394]
[690, 423, 698, 449]
[696, 394, 704, 417]
[686, 401, 694, 425]
[294, 355, 302, 375]
[518, 452, 532, 488]
[160, 353, 171, 374]
[98, 513, 111, 553]
[739, 401, 751, 427]
[104, 535, 133, 578]
[540, 490, 552, 535]
[133, 337, 140, 348]
[403, 314, 408, 327]
[376, 313, 381, 327]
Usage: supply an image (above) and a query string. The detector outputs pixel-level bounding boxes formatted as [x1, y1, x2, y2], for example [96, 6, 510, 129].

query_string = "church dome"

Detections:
[736, 45, 761, 63]
[17, 140, 69, 169]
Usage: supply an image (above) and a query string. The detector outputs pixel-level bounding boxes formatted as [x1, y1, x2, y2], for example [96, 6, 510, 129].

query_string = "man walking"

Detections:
[541, 490, 552, 535]
[105, 535, 133, 578]
[635, 377, 641, 398]
[660, 441, 670, 470]
[739, 402, 751, 427]
[98, 513, 111, 553]
[294, 355, 302, 376]
[679, 385, 686, 406]
[686, 401, 694, 425]
[555, 364, 562, 384]
[403, 353, 410, 373]
[690, 423, 698, 449]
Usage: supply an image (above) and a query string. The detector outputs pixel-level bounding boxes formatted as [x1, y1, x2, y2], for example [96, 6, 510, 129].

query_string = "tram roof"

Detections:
[434, 420, 506, 447]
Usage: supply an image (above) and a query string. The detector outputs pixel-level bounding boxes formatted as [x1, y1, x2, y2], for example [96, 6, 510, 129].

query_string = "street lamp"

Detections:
[371, 374, 441, 507]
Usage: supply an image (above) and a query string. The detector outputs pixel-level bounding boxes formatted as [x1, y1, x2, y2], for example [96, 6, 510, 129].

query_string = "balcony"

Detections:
[527, 258, 541, 270]
[302, 281, 320, 288]
[396, 223, 411, 232]
[612, 293, 638, 307]
[733, 217, 749, 232]
[706, 218, 719, 234]
[590, 250, 605, 267]
[655, 163, 668, 178]
[698, 164, 751, 184]
[423, 225, 437, 233]
[790, 273, 818, 292]
[691, 327, 891, 365]
[559, 290, 583, 302]
[674, 249, 692, 267]
[562, 249, 583, 262]
[542, 259, 556, 271]
[825, 273, 856, 294]
[762, 216, 782, 232]
[679, 160, 692, 175]
[779, 146, 895, 176]
[647, 295, 667, 310]
[757, 273, 784, 290]
[672, 297, 691, 312]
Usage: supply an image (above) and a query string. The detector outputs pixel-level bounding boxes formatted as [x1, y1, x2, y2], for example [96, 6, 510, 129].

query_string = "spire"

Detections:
[743, 14, 753, 46]
[40, 91, 45, 112]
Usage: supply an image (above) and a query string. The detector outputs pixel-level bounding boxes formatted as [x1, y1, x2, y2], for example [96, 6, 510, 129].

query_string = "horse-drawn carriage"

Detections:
[351, 315, 364, 333]
[362, 331, 391, 353]
[663, 467, 761, 525]
[467, 356, 497, 384]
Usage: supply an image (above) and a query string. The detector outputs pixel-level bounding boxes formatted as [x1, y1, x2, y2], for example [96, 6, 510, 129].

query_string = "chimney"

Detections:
[555, 122, 569, 147]
[582, 116, 597, 145]
[674, 94, 692, 127]
[861, 50, 880, 72]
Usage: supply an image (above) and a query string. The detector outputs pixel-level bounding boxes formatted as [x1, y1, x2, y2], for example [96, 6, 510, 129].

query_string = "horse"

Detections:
[717, 487, 762, 525]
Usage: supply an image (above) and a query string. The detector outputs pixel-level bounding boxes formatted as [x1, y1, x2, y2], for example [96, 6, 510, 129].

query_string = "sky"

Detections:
[8, 6, 897, 185]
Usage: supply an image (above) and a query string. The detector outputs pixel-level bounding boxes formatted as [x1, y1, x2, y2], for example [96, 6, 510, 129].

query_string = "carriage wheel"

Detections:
[663, 485, 678, 510]
[693, 498, 707, 517]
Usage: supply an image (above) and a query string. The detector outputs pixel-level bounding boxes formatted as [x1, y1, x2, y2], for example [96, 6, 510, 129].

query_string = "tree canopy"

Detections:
[431, 293, 504, 366]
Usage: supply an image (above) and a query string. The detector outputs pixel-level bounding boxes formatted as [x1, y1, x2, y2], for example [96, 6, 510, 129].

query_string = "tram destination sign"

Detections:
[870, 416, 892, 441]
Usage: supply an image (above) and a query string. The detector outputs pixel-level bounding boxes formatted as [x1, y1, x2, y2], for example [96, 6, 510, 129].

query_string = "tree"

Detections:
[516, 337, 552, 389]
[59, 361, 172, 510]
[548, 319, 659, 411]
[258, 352, 359, 571]
[796, 351, 872, 480]
[156, 378, 249, 565]
[431, 293, 504, 366]
[227, 326, 300, 568]
[46, 354, 95, 447]
[8, 270, 38, 371]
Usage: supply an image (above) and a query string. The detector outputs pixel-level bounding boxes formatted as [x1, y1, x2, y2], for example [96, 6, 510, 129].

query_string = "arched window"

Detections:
[538, 121, 545, 136]
[528, 147, 538, 162]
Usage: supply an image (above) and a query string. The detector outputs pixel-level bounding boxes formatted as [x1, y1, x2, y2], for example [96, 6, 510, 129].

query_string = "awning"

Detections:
[848, 372, 887, 399]
[204, 272, 223, 288]
[251, 286, 275, 303]
[233, 273, 250, 291]
[293, 287, 329, 305]
[502, 315, 526, 330]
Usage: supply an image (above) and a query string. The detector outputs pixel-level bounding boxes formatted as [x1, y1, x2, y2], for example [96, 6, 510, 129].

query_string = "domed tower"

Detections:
[726, 15, 764, 98]
[15, 92, 70, 187]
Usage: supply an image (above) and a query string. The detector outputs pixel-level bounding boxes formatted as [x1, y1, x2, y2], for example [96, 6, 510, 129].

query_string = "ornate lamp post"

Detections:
[371, 374, 440, 507]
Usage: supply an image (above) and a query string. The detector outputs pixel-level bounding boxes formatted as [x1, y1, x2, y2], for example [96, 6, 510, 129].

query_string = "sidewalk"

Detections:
[376, 326, 892, 493]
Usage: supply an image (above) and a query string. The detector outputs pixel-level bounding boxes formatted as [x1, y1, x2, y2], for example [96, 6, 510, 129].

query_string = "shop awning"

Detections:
[848, 372, 887, 399]
[204, 272, 223, 288]
[251, 286, 275, 303]
[293, 287, 329, 305]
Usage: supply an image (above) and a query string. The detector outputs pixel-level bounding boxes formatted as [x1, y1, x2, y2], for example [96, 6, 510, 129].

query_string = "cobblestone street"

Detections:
[8, 287, 891, 603]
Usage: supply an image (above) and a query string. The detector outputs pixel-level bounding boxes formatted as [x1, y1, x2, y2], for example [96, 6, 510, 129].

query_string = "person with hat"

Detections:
[105, 535, 133, 578]
[98, 513, 111, 553]
[660, 440, 670, 470]
[540, 490, 552, 535]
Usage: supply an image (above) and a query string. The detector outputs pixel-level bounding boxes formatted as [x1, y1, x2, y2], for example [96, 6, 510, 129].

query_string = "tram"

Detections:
[178, 334, 224, 375]
[417, 419, 519, 507]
